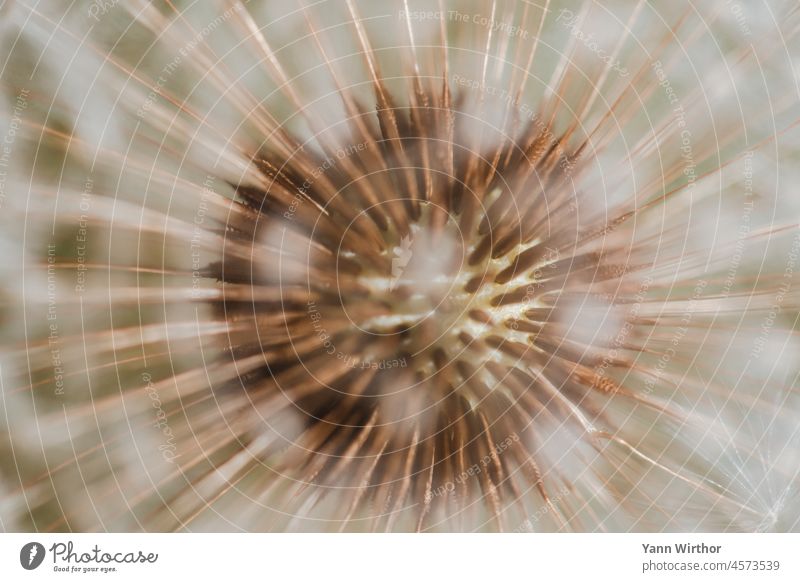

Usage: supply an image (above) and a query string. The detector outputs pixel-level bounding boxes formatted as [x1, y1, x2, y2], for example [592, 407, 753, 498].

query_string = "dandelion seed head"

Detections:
[1, 0, 800, 532]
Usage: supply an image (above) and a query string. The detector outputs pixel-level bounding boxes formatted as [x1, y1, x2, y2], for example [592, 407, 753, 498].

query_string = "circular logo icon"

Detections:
[20, 542, 46, 570]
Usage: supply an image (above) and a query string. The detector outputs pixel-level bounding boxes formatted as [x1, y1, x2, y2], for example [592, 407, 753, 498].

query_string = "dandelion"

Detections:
[1, 0, 800, 532]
